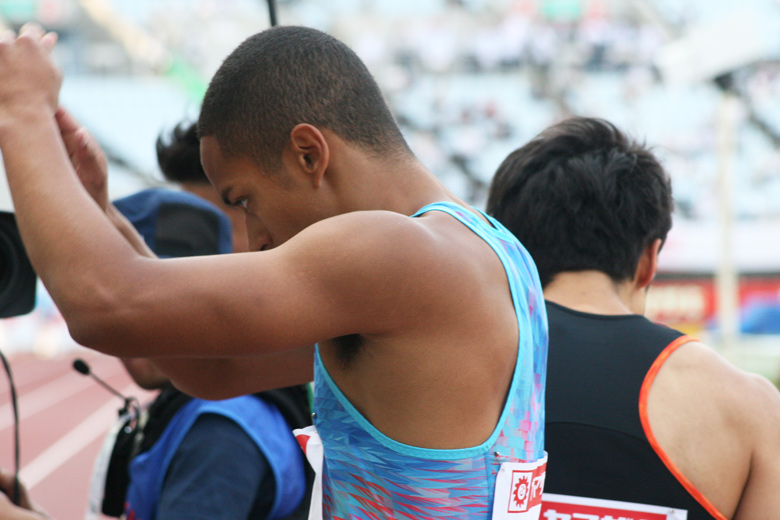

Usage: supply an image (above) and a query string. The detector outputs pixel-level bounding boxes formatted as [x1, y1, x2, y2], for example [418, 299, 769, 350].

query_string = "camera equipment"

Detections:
[0, 163, 37, 505]
[0, 162, 37, 319]
[0, 212, 36, 318]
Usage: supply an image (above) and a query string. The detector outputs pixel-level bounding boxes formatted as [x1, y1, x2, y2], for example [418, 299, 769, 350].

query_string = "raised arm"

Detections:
[55, 107, 156, 258]
[57, 104, 316, 394]
[56, 106, 314, 395]
[0, 27, 437, 381]
[0, 27, 150, 330]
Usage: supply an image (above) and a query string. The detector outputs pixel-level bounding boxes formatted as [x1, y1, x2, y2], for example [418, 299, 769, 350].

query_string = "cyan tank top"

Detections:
[312, 201, 548, 519]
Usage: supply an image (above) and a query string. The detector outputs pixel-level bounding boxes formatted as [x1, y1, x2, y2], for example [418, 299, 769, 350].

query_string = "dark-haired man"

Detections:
[487, 117, 780, 519]
[0, 24, 547, 518]
[156, 121, 250, 253]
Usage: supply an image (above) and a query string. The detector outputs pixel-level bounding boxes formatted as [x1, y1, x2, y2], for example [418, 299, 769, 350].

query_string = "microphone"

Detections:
[73, 358, 139, 417]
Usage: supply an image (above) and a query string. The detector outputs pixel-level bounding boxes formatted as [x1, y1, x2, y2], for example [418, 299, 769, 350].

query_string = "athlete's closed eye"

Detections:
[220, 187, 248, 210]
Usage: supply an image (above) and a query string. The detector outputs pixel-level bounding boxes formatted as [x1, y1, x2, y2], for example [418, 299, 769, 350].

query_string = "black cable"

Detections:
[0, 349, 20, 506]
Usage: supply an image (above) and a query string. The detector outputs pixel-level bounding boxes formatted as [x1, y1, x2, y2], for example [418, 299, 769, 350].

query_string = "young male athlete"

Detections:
[487, 117, 780, 520]
[0, 24, 547, 518]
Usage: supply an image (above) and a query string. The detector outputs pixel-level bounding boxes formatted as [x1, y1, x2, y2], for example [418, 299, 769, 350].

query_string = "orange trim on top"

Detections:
[638, 335, 728, 520]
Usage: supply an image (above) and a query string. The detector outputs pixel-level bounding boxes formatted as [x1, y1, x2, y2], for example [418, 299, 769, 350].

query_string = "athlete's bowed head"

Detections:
[487, 117, 780, 520]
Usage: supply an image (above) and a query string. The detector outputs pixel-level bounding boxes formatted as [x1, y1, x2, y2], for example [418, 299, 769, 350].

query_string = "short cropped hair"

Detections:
[199, 26, 410, 171]
[487, 117, 673, 288]
[156, 122, 207, 184]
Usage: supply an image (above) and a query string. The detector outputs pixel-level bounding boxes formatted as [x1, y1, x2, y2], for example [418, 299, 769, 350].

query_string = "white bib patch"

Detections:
[492, 453, 548, 520]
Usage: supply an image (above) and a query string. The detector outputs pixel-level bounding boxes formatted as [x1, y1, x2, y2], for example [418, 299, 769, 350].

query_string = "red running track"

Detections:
[0, 348, 155, 520]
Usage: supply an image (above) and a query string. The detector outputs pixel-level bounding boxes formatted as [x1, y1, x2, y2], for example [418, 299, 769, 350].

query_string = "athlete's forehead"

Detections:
[200, 136, 257, 190]
[199, 135, 227, 183]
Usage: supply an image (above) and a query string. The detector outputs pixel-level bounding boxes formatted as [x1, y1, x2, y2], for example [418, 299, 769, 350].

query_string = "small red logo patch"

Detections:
[508, 471, 532, 512]
[512, 474, 530, 510]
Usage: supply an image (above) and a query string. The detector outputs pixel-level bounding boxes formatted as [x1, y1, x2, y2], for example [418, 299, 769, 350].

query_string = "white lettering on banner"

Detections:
[541, 494, 687, 520]
[492, 453, 549, 520]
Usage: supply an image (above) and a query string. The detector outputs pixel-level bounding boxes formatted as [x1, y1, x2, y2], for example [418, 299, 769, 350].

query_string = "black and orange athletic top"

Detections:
[544, 301, 726, 520]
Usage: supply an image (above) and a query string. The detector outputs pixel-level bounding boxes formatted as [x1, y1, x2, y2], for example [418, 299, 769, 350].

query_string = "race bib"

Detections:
[541, 493, 688, 520]
[294, 425, 324, 520]
[492, 453, 548, 520]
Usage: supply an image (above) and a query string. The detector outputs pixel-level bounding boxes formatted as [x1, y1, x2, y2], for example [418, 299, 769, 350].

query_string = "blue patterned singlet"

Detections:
[312, 201, 548, 519]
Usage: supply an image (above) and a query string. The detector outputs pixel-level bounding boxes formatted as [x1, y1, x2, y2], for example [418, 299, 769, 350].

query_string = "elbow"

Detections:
[52, 258, 160, 356]
[66, 314, 107, 352]
[60, 286, 129, 355]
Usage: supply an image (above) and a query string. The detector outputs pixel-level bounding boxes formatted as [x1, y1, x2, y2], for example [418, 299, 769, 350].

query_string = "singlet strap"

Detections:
[639, 335, 728, 520]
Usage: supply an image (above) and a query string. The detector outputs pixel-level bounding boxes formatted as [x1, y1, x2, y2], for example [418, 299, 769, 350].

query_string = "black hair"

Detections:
[156, 122, 207, 184]
[198, 26, 410, 171]
[486, 117, 673, 287]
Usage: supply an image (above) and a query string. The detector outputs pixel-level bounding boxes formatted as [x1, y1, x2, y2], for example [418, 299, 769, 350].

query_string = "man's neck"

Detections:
[544, 271, 639, 316]
[325, 138, 460, 216]
[357, 162, 458, 216]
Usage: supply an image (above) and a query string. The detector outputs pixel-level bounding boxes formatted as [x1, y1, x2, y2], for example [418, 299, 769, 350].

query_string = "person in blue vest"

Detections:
[487, 116, 780, 519]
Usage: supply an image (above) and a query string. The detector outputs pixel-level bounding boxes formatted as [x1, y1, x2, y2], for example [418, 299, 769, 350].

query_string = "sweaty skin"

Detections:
[0, 26, 523, 452]
[544, 246, 780, 520]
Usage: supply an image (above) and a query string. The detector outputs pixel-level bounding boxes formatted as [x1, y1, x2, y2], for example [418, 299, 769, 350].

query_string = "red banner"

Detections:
[541, 493, 687, 520]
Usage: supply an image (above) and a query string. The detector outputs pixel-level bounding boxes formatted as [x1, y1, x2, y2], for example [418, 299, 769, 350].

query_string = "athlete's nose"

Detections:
[246, 216, 272, 252]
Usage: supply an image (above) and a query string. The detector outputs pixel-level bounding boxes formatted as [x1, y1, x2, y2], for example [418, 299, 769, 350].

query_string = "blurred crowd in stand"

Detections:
[1, 0, 779, 353]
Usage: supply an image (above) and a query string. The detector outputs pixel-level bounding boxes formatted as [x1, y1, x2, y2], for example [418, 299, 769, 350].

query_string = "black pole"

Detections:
[267, 0, 278, 27]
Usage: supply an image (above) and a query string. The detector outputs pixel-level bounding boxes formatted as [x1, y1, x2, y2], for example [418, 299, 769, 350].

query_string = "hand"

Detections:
[0, 23, 60, 123]
[0, 471, 49, 519]
[55, 108, 109, 211]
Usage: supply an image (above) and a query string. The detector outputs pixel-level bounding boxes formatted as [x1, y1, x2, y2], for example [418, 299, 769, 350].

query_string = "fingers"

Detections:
[41, 32, 57, 52]
[12, 23, 57, 52]
[71, 128, 93, 166]
[56, 108, 93, 163]
[0, 468, 13, 494]
[18, 23, 45, 41]
[55, 106, 80, 135]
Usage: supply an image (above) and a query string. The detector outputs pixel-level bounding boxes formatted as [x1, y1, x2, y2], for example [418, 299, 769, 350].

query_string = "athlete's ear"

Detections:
[287, 124, 329, 188]
[635, 238, 662, 290]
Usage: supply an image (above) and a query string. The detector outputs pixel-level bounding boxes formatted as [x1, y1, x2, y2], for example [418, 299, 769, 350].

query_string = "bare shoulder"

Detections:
[280, 209, 451, 279]
[661, 341, 780, 424]
[649, 340, 780, 518]
[273, 209, 459, 330]
[289, 210, 437, 250]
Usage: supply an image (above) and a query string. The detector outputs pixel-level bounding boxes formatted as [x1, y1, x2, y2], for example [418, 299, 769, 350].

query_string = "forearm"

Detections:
[0, 110, 140, 325]
[154, 345, 314, 399]
[107, 204, 156, 258]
